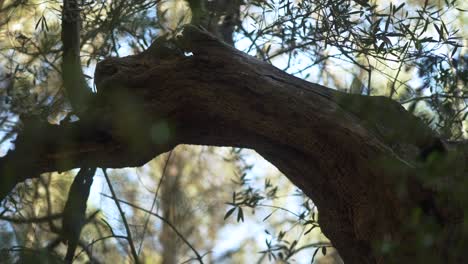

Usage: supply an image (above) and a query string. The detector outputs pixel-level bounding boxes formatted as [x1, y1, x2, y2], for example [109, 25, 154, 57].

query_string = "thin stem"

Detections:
[101, 193, 205, 264]
[137, 150, 173, 255]
[0, 213, 62, 224]
[74, 235, 129, 261]
[101, 168, 140, 264]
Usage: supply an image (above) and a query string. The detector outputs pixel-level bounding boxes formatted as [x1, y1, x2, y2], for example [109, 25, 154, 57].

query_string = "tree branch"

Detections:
[0, 213, 62, 224]
[61, 0, 93, 113]
[61, 167, 96, 263]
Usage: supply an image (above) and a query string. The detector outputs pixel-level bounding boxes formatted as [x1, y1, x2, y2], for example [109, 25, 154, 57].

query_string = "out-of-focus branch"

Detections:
[61, 0, 93, 114]
[61, 167, 96, 263]
[0, 213, 62, 224]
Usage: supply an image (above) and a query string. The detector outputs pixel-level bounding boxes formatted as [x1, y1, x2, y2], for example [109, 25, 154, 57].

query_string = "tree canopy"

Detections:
[0, 0, 466, 263]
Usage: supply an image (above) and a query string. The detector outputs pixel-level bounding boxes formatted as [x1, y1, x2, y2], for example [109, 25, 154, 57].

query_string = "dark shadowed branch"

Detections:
[61, 0, 93, 113]
[61, 167, 96, 263]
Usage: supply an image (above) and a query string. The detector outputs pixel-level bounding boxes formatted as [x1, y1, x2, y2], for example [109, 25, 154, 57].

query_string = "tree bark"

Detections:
[0, 26, 465, 263]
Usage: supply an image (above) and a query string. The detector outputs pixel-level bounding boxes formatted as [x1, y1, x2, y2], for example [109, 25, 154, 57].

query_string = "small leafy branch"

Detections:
[260, 229, 333, 263]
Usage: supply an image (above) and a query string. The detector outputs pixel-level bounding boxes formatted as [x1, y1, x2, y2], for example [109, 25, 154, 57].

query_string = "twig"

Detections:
[101, 193, 205, 264]
[101, 168, 140, 264]
[74, 235, 128, 261]
[137, 150, 173, 255]
[0, 213, 62, 224]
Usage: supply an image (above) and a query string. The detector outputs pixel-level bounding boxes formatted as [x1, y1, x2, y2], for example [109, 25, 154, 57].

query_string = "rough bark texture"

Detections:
[0, 26, 465, 263]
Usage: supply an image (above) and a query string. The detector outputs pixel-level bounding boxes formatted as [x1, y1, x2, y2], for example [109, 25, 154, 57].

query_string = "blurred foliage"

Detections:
[0, 0, 466, 263]
[236, 0, 466, 138]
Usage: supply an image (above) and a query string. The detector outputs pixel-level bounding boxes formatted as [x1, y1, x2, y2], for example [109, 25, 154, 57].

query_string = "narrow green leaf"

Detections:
[322, 246, 327, 255]
[43, 16, 49, 31]
[237, 207, 244, 222]
[262, 211, 274, 221]
[311, 248, 320, 263]
[101, 218, 115, 235]
[384, 17, 391, 32]
[224, 207, 236, 220]
[35, 16, 42, 30]
[304, 224, 318, 235]
[434, 24, 442, 40]
[394, 3, 405, 14]
[451, 46, 458, 57]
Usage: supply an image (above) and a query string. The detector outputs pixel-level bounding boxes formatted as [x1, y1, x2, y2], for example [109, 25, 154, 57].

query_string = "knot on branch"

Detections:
[175, 24, 234, 55]
[144, 35, 185, 60]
